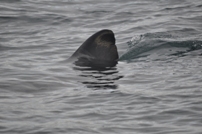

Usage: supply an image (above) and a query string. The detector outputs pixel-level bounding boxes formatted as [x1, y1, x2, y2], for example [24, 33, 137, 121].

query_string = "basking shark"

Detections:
[69, 29, 119, 68]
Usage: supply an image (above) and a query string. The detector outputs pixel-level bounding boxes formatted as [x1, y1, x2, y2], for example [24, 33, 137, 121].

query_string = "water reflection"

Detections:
[73, 65, 123, 90]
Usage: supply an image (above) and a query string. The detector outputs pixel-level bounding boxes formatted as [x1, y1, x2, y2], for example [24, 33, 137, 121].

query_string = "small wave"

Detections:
[0, 0, 21, 3]
[119, 31, 202, 61]
[73, 65, 123, 90]
[0, 13, 71, 25]
[162, 5, 191, 11]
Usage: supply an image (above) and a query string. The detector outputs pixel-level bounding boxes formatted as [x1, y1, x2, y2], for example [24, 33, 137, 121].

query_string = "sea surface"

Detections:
[0, 0, 202, 134]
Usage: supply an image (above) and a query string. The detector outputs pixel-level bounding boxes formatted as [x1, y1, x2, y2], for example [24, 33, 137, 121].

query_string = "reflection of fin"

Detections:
[69, 29, 119, 67]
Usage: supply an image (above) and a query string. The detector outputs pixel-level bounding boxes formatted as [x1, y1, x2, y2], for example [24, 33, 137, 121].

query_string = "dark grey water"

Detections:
[1, 0, 202, 134]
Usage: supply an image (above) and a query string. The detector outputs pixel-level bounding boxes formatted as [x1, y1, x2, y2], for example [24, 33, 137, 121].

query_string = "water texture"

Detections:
[0, 0, 202, 134]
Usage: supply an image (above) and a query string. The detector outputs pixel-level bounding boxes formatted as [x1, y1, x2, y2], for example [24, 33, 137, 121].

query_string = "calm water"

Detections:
[1, 0, 202, 134]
